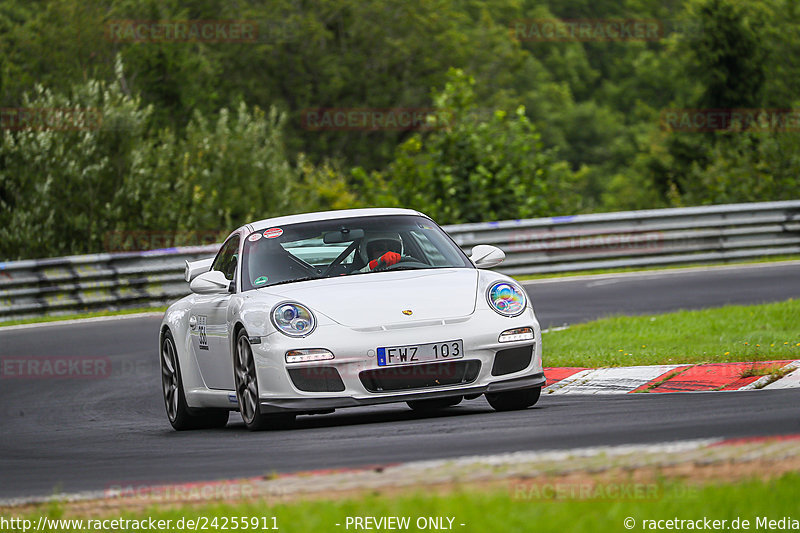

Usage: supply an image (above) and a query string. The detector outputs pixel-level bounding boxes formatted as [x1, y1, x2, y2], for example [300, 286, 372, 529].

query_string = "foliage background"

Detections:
[1, 0, 799, 259]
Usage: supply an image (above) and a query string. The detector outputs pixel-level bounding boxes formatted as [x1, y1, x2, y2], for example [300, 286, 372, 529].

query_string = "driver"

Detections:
[359, 232, 403, 271]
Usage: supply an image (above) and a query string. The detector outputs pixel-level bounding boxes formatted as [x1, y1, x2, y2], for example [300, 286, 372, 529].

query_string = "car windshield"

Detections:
[241, 214, 472, 291]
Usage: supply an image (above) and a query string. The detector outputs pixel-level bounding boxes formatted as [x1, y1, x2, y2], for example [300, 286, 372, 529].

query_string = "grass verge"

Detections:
[0, 306, 167, 327]
[544, 299, 800, 367]
[13, 473, 800, 533]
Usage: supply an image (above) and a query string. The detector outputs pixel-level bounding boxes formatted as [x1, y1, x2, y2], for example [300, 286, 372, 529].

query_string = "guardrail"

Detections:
[0, 246, 219, 321]
[1, 201, 799, 320]
[446, 200, 800, 276]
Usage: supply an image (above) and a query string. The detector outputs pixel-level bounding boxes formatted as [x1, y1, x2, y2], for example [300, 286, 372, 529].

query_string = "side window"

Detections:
[212, 235, 240, 281]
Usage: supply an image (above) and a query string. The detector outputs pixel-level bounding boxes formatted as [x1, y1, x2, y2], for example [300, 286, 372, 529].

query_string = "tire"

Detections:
[485, 387, 541, 412]
[233, 329, 296, 431]
[160, 330, 229, 430]
[407, 395, 463, 411]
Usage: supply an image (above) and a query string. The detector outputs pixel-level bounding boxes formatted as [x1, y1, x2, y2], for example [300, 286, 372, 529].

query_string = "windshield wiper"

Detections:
[383, 265, 429, 271]
[263, 276, 318, 287]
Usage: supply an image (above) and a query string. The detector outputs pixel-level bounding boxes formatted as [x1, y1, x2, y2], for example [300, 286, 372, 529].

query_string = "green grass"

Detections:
[0, 306, 166, 327]
[517, 255, 800, 281]
[544, 299, 800, 367]
[15, 473, 800, 533]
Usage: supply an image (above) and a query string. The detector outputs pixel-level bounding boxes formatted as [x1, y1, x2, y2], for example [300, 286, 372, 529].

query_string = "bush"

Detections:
[356, 69, 582, 224]
[0, 58, 150, 259]
[0, 59, 299, 259]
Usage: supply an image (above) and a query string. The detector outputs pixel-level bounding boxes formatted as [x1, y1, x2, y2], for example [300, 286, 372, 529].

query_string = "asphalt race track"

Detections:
[1, 262, 799, 499]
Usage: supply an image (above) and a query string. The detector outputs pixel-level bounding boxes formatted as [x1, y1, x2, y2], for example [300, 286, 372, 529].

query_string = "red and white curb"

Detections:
[544, 359, 800, 394]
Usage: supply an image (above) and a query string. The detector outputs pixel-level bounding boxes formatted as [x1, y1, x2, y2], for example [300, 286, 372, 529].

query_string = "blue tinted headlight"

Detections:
[271, 302, 316, 337]
[487, 281, 526, 317]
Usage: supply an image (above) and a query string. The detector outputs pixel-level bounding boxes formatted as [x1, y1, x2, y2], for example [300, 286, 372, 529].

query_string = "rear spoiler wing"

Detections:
[184, 257, 214, 282]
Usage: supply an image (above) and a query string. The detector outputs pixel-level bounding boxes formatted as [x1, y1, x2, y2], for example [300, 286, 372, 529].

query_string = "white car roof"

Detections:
[246, 207, 427, 232]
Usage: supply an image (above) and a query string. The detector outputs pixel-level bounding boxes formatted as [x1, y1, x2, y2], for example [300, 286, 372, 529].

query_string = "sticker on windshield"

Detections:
[253, 276, 269, 286]
[263, 227, 283, 239]
[248, 233, 262, 242]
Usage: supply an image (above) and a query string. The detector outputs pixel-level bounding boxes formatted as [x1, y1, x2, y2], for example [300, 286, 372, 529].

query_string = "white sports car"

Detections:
[159, 208, 545, 430]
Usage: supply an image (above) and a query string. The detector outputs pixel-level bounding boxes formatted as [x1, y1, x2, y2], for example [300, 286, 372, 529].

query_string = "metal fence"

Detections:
[0, 246, 219, 321]
[2, 201, 799, 320]
[446, 200, 800, 276]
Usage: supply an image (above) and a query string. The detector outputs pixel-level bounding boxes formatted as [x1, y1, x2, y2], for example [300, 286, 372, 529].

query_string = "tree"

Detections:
[356, 69, 582, 223]
[0, 57, 150, 258]
[691, 0, 766, 110]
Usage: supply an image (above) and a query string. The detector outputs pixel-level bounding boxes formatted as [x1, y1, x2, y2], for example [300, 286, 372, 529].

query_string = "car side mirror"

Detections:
[190, 270, 232, 294]
[185, 257, 214, 282]
[469, 244, 505, 269]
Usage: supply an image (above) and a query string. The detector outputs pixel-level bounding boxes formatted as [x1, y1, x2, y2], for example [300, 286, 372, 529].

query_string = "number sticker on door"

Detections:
[198, 315, 208, 350]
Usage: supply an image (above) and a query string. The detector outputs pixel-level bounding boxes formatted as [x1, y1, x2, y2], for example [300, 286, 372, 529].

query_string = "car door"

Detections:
[191, 234, 240, 390]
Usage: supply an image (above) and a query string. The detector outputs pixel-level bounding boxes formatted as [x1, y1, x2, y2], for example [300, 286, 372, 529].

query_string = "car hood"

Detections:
[261, 268, 478, 328]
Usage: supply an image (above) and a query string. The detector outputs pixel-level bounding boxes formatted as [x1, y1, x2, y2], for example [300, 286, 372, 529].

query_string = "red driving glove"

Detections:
[369, 251, 401, 270]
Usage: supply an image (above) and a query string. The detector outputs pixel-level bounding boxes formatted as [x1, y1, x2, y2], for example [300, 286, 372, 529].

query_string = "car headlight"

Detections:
[487, 281, 527, 317]
[271, 302, 316, 337]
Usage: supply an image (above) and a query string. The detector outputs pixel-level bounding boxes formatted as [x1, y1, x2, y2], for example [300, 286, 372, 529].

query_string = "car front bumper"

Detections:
[250, 307, 545, 413]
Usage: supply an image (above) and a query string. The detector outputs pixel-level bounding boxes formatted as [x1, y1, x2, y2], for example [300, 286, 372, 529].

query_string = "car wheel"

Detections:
[234, 329, 295, 431]
[407, 396, 463, 411]
[485, 387, 541, 412]
[161, 330, 229, 430]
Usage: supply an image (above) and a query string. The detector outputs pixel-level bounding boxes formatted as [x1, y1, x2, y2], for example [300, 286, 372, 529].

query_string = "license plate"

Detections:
[377, 340, 464, 366]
